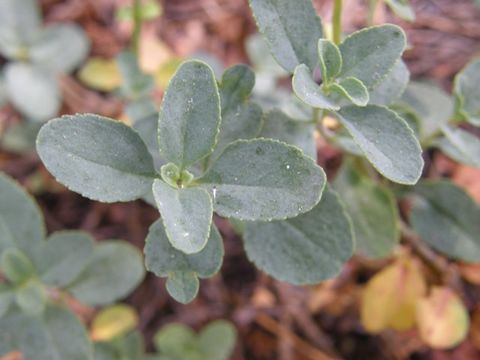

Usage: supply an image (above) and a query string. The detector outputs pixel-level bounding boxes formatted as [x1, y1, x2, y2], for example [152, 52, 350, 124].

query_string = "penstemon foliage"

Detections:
[0, 0, 90, 121]
[0, 172, 145, 359]
[35, 0, 480, 306]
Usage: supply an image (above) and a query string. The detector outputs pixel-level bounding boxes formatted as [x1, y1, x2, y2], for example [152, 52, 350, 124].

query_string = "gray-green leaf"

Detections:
[199, 139, 326, 220]
[318, 39, 342, 83]
[198, 320, 237, 360]
[385, 0, 415, 22]
[37, 114, 156, 202]
[454, 58, 480, 126]
[439, 126, 480, 167]
[15, 280, 47, 315]
[153, 180, 213, 254]
[144, 220, 224, 304]
[292, 64, 340, 111]
[336, 105, 424, 185]
[158, 60, 220, 169]
[369, 59, 409, 106]
[339, 25, 406, 88]
[248, 0, 323, 73]
[330, 77, 369, 106]
[68, 241, 145, 306]
[334, 163, 400, 258]
[260, 109, 317, 160]
[410, 181, 480, 262]
[244, 186, 353, 284]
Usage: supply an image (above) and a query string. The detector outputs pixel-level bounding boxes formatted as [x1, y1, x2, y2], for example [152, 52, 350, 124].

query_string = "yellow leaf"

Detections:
[154, 58, 183, 90]
[416, 287, 469, 349]
[361, 255, 427, 333]
[90, 304, 138, 341]
[139, 32, 174, 73]
[78, 58, 122, 92]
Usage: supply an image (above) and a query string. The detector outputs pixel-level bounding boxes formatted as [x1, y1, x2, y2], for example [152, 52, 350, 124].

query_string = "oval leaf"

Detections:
[198, 320, 237, 360]
[454, 58, 480, 126]
[158, 60, 220, 169]
[248, 0, 323, 73]
[199, 139, 326, 221]
[440, 126, 480, 167]
[153, 180, 213, 254]
[369, 59, 409, 106]
[244, 186, 353, 284]
[37, 114, 156, 203]
[318, 39, 342, 83]
[336, 105, 424, 185]
[91, 304, 139, 342]
[330, 77, 369, 107]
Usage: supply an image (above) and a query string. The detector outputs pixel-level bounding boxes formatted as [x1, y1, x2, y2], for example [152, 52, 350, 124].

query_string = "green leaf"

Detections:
[336, 105, 424, 185]
[38, 231, 94, 288]
[1, 248, 36, 285]
[37, 114, 156, 202]
[0, 305, 93, 360]
[153, 323, 197, 358]
[0, 285, 14, 317]
[0, 0, 41, 56]
[439, 126, 480, 167]
[15, 280, 47, 315]
[0, 121, 41, 154]
[198, 320, 237, 360]
[158, 60, 220, 169]
[318, 39, 342, 83]
[399, 82, 453, 139]
[260, 109, 317, 160]
[117, 51, 154, 100]
[334, 163, 400, 258]
[144, 220, 224, 304]
[330, 77, 369, 106]
[0, 172, 45, 259]
[152, 180, 213, 254]
[411, 181, 480, 262]
[454, 58, 480, 126]
[68, 241, 145, 306]
[133, 114, 165, 170]
[29, 23, 90, 74]
[384, 0, 415, 22]
[248, 0, 323, 73]
[292, 64, 340, 111]
[246, 33, 288, 77]
[244, 186, 353, 284]
[4, 63, 61, 121]
[339, 25, 406, 88]
[369, 59, 409, 106]
[199, 139, 326, 221]
[125, 98, 157, 124]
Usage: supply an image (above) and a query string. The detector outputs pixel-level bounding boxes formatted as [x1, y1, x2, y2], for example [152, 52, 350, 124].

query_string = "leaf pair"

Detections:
[0, 0, 90, 121]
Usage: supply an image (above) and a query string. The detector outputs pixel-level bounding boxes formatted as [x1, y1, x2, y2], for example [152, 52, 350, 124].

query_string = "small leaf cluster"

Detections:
[0, 172, 145, 360]
[0, 0, 90, 121]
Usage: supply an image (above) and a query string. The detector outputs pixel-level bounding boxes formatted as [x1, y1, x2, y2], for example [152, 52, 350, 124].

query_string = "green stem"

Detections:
[132, 0, 142, 55]
[367, 0, 379, 26]
[332, 0, 343, 44]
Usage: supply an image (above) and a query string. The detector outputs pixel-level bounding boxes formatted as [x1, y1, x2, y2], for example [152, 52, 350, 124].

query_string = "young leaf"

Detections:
[37, 231, 95, 288]
[198, 320, 237, 360]
[399, 82, 453, 139]
[152, 180, 213, 254]
[330, 77, 369, 106]
[318, 39, 342, 83]
[439, 126, 480, 167]
[210, 65, 263, 161]
[292, 64, 340, 111]
[338, 25, 406, 88]
[384, 0, 415, 21]
[15, 280, 47, 315]
[199, 139, 326, 221]
[361, 256, 426, 333]
[37, 114, 156, 202]
[68, 241, 145, 306]
[144, 220, 224, 304]
[29, 24, 90, 74]
[336, 105, 424, 185]
[334, 163, 400, 258]
[454, 58, 480, 126]
[0, 305, 93, 360]
[260, 109, 317, 160]
[1, 248, 36, 285]
[248, 0, 323, 73]
[243, 186, 354, 284]
[369, 59, 409, 106]
[416, 287, 469, 349]
[158, 60, 221, 169]
[0, 172, 45, 258]
[4, 63, 61, 121]
[91, 304, 139, 342]
[410, 181, 480, 262]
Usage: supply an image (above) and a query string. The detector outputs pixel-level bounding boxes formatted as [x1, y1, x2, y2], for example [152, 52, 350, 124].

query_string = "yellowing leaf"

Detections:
[361, 255, 427, 333]
[416, 287, 469, 349]
[155, 58, 183, 90]
[90, 304, 138, 341]
[78, 58, 122, 92]
[140, 32, 174, 73]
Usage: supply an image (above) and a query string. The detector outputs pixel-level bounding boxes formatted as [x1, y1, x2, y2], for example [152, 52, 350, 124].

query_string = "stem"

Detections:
[131, 0, 142, 55]
[332, 0, 343, 44]
[367, 0, 378, 26]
